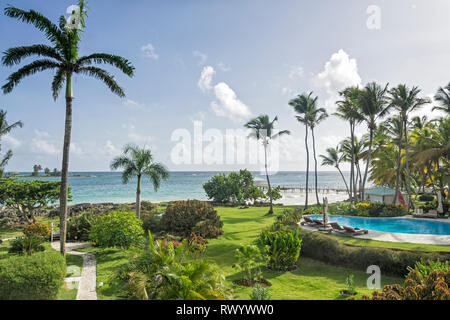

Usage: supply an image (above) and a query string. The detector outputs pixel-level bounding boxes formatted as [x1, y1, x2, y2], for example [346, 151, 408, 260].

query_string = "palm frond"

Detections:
[77, 53, 135, 77]
[2, 59, 60, 94]
[51, 68, 66, 101]
[2, 44, 63, 66]
[78, 66, 125, 97]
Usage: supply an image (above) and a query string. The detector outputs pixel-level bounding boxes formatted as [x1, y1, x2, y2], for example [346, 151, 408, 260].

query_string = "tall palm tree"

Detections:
[340, 135, 368, 199]
[289, 92, 318, 210]
[2, 2, 135, 256]
[387, 85, 430, 211]
[320, 146, 350, 198]
[245, 115, 290, 214]
[334, 87, 363, 201]
[110, 144, 169, 219]
[433, 83, 450, 115]
[309, 105, 328, 205]
[356, 82, 389, 201]
[0, 109, 23, 178]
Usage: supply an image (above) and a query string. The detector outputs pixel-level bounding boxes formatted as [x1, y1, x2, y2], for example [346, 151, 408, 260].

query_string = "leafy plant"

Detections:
[67, 211, 99, 241]
[9, 236, 45, 255]
[160, 200, 224, 239]
[23, 222, 51, 239]
[250, 284, 271, 300]
[232, 244, 268, 283]
[345, 274, 355, 294]
[258, 226, 302, 271]
[187, 232, 208, 254]
[407, 259, 450, 277]
[89, 211, 144, 248]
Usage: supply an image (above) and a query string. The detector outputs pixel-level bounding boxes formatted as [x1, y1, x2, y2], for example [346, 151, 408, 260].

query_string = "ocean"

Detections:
[16, 171, 364, 205]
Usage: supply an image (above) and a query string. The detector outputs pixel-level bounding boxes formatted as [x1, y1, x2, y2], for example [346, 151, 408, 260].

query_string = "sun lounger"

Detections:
[300, 216, 316, 226]
[342, 226, 368, 235]
[329, 222, 347, 234]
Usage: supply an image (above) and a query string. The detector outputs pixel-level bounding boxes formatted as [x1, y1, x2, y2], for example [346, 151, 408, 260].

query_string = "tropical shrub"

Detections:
[250, 284, 271, 300]
[117, 232, 232, 300]
[141, 212, 163, 234]
[333, 202, 357, 216]
[67, 211, 100, 241]
[407, 259, 450, 277]
[299, 229, 448, 277]
[160, 200, 223, 239]
[419, 194, 435, 202]
[303, 206, 323, 215]
[187, 232, 208, 254]
[276, 208, 303, 226]
[362, 270, 450, 300]
[23, 222, 51, 239]
[9, 236, 45, 255]
[355, 202, 406, 217]
[203, 169, 265, 205]
[258, 226, 301, 271]
[232, 244, 268, 284]
[0, 249, 66, 300]
[89, 211, 144, 248]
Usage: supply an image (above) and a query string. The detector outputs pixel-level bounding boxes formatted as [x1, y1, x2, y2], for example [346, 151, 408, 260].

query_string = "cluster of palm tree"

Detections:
[320, 82, 449, 212]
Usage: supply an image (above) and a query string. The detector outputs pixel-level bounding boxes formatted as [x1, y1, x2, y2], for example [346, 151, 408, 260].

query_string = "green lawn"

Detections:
[82, 205, 404, 300]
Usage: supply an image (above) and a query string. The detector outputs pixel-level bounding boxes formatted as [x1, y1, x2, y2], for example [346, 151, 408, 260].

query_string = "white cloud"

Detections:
[193, 50, 208, 66]
[217, 62, 230, 72]
[34, 130, 50, 138]
[31, 138, 58, 155]
[198, 66, 216, 92]
[103, 140, 120, 156]
[288, 66, 304, 79]
[123, 99, 149, 112]
[210, 82, 252, 122]
[141, 43, 159, 60]
[281, 87, 296, 97]
[313, 49, 362, 110]
[2, 135, 22, 148]
[127, 132, 155, 144]
[70, 143, 83, 156]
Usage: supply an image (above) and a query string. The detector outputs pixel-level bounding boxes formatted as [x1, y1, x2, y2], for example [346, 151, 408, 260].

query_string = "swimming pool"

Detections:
[308, 215, 450, 235]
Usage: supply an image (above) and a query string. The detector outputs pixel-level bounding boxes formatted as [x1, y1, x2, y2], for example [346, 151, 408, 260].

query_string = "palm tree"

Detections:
[309, 105, 328, 205]
[320, 146, 350, 198]
[289, 92, 317, 210]
[433, 83, 450, 115]
[2, 2, 135, 256]
[245, 115, 290, 214]
[356, 82, 389, 201]
[387, 85, 430, 212]
[110, 144, 169, 219]
[334, 87, 363, 201]
[0, 109, 23, 178]
[340, 134, 368, 199]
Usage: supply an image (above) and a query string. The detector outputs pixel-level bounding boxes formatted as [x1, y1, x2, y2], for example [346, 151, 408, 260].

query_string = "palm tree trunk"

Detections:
[404, 120, 413, 212]
[361, 127, 374, 201]
[337, 166, 350, 198]
[136, 174, 141, 218]
[393, 122, 404, 204]
[311, 127, 320, 206]
[59, 74, 73, 257]
[304, 123, 309, 210]
[264, 142, 273, 215]
[350, 122, 356, 202]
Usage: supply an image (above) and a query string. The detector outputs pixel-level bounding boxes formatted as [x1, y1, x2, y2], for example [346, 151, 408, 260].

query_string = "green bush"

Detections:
[407, 259, 450, 277]
[419, 194, 435, 202]
[355, 202, 406, 217]
[67, 211, 100, 241]
[276, 208, 303, 227]
[250, 284, 271, 300]
[160, 200, 224, 239]
[258, 226, 302, 271]
[0, 249, 66, 299]
[232, 244, 268, 283]
[23, 222, 51, 239]
[9, 236, 45, 255]
[141, 213, 163, 234]
[299, 229, 448, 277]
[89, 211, 144, 248]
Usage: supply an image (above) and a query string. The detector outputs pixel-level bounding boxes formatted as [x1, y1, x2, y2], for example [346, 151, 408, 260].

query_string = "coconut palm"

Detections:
[110, 144, 169, 219]
[387, 85, 430, 211]
[309, 105, 328, 205]
[245, 115, 290, 214]
[334, 87, 363, 201]
[288, 92, 318, 210]
[433, 83, 450, 115]
[2, 2, 135, 255]
[356, 82, 389, 201]
[320, 146, 350, 198]
[0, 109, 23, 178]
[340, 135, 368, 199]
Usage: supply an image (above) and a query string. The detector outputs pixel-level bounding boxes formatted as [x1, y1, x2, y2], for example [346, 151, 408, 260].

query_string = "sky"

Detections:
[0, 0, 449, 172]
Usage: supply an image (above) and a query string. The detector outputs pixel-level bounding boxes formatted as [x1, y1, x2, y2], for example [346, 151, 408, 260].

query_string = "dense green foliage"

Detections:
[258, 226, 302, 271]
[232, 244, 268, 283]
[160, 200, 224, 238]
[67, 211, 99, 241]
[0, 249, 66, 300]
[23, 222, 51, 239]
[8, 236, 45, 255]
[116, 232, 232, 300]
[250, 284, 271, 300]
[299, 229, 449, 277]
[328, 201, 407, 217]
[407, 259, 450, 277]
[89, 211, 144, 248]
[203, 169, 264, 205]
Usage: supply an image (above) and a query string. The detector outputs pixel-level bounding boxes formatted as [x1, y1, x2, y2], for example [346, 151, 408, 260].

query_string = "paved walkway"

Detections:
[51, 242, 97, 300]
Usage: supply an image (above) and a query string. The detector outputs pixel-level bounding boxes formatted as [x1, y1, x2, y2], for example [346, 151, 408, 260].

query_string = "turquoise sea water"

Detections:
[310, 215, 450, 235]
[17, 171, 351, 204]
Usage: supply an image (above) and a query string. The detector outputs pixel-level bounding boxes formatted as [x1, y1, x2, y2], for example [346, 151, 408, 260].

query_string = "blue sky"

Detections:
[0, 0, 449, 172]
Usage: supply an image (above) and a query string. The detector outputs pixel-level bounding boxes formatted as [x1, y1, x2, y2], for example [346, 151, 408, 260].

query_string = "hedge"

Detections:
[0, 249, 66, 299]
[299, 229, 449, 277]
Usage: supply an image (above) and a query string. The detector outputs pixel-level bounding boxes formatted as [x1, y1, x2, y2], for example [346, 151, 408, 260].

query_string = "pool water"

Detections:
[309, 215, 450, 236]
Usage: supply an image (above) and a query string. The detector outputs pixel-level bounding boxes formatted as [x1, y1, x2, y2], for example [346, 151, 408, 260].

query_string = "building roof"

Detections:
[366, 187, 396, 196]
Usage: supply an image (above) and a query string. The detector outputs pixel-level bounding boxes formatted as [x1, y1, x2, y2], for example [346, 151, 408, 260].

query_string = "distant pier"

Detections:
[255, 182, 348, 194]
